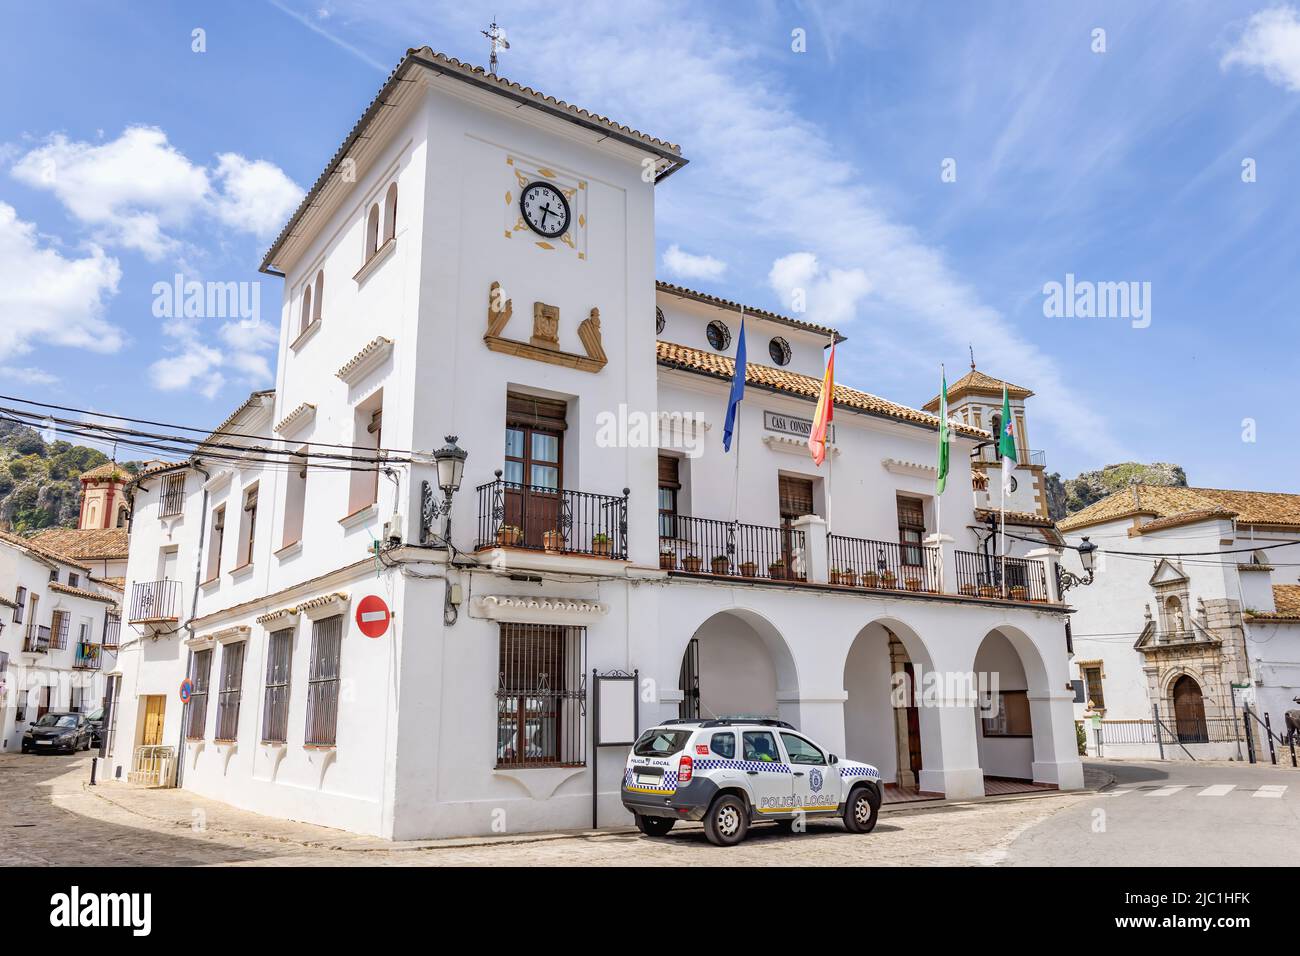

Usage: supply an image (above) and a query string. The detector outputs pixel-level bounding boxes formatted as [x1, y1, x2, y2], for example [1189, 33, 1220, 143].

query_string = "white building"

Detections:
[1060, 484, 1300, 758]
[1, 529, 120, 751]
[105, 47, 1083, 839]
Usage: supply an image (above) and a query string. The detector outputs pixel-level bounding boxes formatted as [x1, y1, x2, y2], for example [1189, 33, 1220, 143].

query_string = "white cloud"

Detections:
[662, 243, 727, 281]
[9, 126, 302, 259]
[212, 153, 304, 237]
[0, 201, 122, 355]
[1222, 5, 1300, 91]
[149, 336, 226, 400]
[0, 366, 59, 386]
[767, 252, 871, 328]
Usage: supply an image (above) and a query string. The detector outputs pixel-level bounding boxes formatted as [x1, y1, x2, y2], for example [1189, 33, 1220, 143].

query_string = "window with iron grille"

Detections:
[305, 615, 342, 746]
[50, 611, 70, 650]
[214, 642, 246, 742]
[1081, 665, 1105, 711]
[262, 629, 293, 743]
[159, 473, 186, 517]
[185, 648, 213, 739]
[496, 623, 586, 768]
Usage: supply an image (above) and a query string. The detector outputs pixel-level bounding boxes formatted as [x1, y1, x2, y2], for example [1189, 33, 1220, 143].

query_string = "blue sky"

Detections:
[1, 0, 1296, 489]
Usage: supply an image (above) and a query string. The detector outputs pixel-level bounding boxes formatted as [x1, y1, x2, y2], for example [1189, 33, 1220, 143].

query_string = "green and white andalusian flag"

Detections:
[935, 366, 950, 495]
[998, 384, 1018, 493]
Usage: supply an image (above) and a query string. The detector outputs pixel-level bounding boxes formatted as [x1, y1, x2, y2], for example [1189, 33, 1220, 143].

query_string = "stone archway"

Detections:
[970, 625, 1056, 787]
[679, 609, 798, 725]
[1170, 674, 1208, 743]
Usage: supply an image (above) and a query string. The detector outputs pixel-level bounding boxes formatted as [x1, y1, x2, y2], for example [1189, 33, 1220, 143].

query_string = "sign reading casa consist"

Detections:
[355, 594, 391, 638]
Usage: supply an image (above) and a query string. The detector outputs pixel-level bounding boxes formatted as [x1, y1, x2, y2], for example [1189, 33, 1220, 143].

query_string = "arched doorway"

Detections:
[843, 619, 937, 794]
[1171, 675, 1208, 743]
[970, 625, 1054, 789]
[678, 609, 797, 724]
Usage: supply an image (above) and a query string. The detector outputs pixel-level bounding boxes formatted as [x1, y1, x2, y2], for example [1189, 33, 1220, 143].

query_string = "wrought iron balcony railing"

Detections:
[73, 642, 102, 670]
[973, 445, 1046, 467]
[659, 515, 807, 581]
[476, 475, 629, 559]
[129, 579, 183, 624]
[828, 536, 942, 592]
[954, 550, 1050, 602]
[102, 612, 121, 650]
[23, 624, 50, 654]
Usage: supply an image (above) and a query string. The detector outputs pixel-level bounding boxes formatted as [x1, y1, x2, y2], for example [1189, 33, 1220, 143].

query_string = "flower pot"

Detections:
[543, 531, 565, 553]
[830, 570, 844, 586]
[496, 526, 522, 547]
[659, 552, 677, 570]
[682, 555, 702, 573]
[1009, 586, 1027, 602]
[739, 561, 758, 578]
[978, 585, 998, 598]
[959, 583, 977, 597]
[711, 557, 731, 575]
[768, 565, 786, 580]
[881, 573, 898, 589]
[591, 537, 612, 557]
[862, 572, 879, 589]
[904, 578, 923, 592]
[841, 571, 858, 587]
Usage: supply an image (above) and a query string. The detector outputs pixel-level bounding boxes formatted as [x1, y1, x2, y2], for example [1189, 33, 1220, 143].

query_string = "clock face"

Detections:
[519, 181, 571, 238]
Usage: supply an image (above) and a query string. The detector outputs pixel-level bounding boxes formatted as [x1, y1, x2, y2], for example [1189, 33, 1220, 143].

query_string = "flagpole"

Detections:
[936, 362, 944, 594]
[1000, 468, 1007, 599]
[826, 334, 834, 532]
[731, 309, 745, 569]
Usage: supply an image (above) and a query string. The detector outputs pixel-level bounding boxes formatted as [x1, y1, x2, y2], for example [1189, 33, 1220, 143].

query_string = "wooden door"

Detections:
[141, 695, 166, 746]
[778, 475, 815, 577]
[504, 394, 566, 549]
[904, 661, 923, 780]
[1172, 676, 1207, 743]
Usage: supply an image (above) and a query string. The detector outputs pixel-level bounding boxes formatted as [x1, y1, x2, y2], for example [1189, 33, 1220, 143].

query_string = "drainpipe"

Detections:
[174, 459, 210, 790]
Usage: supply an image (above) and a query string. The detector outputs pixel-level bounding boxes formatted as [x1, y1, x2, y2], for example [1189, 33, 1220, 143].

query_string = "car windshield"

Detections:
[36, 715, 78, 728]
[85, 707, 104, 722]
[633, 728, 693, 757]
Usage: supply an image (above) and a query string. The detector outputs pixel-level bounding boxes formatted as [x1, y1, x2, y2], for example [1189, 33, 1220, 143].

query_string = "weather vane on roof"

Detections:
[969, 344, 976, 371]
[482, 19, 509, 75]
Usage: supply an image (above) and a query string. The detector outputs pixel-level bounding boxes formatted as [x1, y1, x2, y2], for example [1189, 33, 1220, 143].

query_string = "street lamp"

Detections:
[421, 436, 468, 546]
[1058, 536, 1097, 593]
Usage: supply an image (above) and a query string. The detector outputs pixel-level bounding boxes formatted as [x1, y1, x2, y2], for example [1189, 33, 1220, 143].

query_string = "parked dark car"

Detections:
[22, 712, 93, 754]
[84, 706, 105, 749]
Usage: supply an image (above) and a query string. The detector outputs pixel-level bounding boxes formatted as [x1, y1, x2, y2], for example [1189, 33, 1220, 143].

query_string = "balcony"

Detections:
[954, 550, 1051, 602]
[23, 624, 50, 654]
[475, 476, 629, 559]
[129, 580, 183, 624]
[659, 515, 807, 581]
[828, 536, 941, 593]
[73, 642, 102, 670]
[102, 613, 121, 650]
[973, 445, 1046, 467]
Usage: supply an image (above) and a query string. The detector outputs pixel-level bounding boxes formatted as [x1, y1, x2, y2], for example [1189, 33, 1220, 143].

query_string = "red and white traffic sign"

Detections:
[355, 594, 391, 638]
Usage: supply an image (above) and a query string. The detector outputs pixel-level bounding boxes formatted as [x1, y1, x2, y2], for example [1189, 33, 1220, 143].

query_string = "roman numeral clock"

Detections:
[504, 156, 587, 257]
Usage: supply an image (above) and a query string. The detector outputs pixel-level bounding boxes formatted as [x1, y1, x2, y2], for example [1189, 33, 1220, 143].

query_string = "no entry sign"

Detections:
[356, 594, 391, 638]
[179, 678, 194, 703]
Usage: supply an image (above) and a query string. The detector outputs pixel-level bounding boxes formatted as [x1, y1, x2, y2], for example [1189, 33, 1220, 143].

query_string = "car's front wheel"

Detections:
[634, 814, 675, 837]
[843, 784, 880, 834]
[703, 794, 750, 847]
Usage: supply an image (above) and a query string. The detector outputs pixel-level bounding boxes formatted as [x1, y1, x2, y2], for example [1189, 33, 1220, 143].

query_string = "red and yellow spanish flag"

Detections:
[808, 340, 835, 466]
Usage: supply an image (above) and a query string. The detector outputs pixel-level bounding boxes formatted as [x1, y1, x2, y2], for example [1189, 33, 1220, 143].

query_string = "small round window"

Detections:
[768, 336, 792, 366]
[706, 320, 732, 351]
[656, 306, 665, 335]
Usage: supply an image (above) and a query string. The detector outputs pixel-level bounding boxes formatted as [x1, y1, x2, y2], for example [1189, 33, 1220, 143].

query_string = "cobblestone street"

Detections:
[2, 752, 1115, 866]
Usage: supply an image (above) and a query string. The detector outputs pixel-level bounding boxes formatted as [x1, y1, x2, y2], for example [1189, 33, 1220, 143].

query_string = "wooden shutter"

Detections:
[506, 393, 568, 430]
[658, 454, 681, 489]
[896, 496, 926, 529]
[778, 476, 815, 518]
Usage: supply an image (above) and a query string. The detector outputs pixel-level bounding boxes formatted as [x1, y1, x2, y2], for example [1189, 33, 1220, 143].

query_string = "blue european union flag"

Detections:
[723, 316, 746, 451]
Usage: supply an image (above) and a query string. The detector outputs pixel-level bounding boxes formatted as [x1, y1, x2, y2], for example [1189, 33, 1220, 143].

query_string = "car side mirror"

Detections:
[828, 754, 839, 765]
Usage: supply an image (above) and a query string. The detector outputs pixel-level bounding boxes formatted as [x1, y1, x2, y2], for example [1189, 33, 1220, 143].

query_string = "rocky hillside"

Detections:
[1045, 462, 1188, 521]
[0, 420, 141, 533]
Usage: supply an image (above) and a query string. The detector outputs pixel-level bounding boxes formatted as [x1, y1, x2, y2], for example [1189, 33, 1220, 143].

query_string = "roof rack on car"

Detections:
[661, 716, 795, 730]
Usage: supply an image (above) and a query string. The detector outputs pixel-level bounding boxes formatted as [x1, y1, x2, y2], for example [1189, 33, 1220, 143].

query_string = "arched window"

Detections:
[300, 284, 312, 334]
[116, 504, 130, 528]
[313, 270, 324, 323]
[383, 182, 398, 242]
[365, 203, 380, 261]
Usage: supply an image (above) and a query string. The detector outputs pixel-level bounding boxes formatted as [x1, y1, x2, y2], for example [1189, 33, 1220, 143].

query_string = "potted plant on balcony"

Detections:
[840, 568, 858, 587]
[591, 532, 612, 557]
[830, 567, 844, 585]
[880, 569, 898, 589]
[862, 570, 880, 588]
[768, 559, 787, 580]
[682, 553, 702, 573]
[959, 583, 978, 597]
[710, 554, 731, 575]
[543, 529, 565, 553]
[904, 574, 924, 592]
[738, 559, 758, 577]
[659, 545, 677, 570]
[1009, 585, 1027, 602]
[978, 584, 999, 598]
[496, 524, 523, 547]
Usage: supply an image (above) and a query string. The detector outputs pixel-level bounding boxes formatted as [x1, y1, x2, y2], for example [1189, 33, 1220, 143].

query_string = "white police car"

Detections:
[621, 717, 883, 846]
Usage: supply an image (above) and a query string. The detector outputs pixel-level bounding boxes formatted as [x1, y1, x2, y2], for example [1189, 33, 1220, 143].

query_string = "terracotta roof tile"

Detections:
[657, 341, 988, 440]
[78, 462, 130, 482]
[923, 367, 1033, 411]
[30, 527, 129, 561]
[0, 529, 92, 572]
[656, 282, 842, 340]
[48, 581, 119, 605]
[1059, 484, 1300, 533]
[1248, 585, 1300, 621]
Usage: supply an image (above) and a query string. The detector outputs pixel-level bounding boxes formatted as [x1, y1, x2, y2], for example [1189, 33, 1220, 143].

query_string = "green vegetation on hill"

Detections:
[1045, 462, 1188, 521]
[0, 420, 141, 532]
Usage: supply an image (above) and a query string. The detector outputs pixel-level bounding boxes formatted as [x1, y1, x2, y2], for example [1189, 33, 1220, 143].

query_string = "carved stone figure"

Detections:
[486, 281, 512, 337]
[531, 302, 560, 350]
[578, 307, 607, 364]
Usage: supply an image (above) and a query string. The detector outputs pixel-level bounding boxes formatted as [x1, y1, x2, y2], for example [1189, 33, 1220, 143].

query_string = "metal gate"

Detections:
[678, 637, 700, 719]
